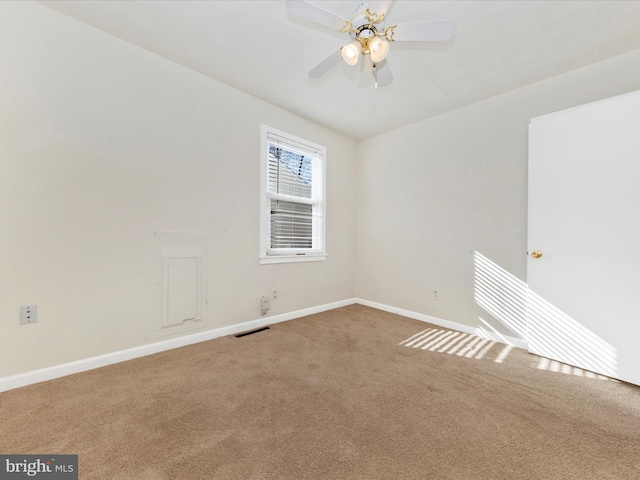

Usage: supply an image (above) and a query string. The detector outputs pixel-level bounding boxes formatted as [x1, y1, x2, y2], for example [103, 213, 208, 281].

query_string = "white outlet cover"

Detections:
[20, 305, 38, 324]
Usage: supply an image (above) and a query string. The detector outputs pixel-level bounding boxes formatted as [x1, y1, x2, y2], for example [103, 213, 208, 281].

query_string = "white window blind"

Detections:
[261, 127, 326, 262]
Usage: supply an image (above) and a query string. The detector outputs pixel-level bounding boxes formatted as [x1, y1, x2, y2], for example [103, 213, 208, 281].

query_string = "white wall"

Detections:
[356, 47, 640, 339]
[0, 2, 357, 378]
[4, 1, 640, 382]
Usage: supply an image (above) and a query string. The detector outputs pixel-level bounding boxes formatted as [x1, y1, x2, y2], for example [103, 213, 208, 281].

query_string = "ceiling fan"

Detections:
[286, 0, 457, 87]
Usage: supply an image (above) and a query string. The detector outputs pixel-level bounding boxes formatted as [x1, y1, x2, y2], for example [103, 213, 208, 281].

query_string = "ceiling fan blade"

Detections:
[373, 59, 393, 87]
[308, 49, 343, 78]
[387, 20, 456, 42]
[367, 0, 394, 16]
[367, 0, 395, 15]
[286, 0, 351, 31]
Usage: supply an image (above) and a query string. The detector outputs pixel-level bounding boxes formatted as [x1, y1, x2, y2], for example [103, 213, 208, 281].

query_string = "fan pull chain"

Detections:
[374, 63, 378, 89]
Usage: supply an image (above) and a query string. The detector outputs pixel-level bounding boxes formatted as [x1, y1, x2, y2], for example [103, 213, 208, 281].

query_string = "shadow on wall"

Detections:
[472, 250, 617, 379]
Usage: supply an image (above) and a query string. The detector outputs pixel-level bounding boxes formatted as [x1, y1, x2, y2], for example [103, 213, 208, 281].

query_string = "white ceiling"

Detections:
[40, 1, 640, 140]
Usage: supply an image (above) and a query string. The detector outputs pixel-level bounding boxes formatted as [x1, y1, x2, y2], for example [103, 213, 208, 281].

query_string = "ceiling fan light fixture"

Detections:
[288, 0, 458, 87]
[369, 36, 390, 63]
[341, 40, 362, 66]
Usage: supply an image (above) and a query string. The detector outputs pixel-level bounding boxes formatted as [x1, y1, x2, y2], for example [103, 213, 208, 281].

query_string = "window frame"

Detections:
[260, 125, 327, 264]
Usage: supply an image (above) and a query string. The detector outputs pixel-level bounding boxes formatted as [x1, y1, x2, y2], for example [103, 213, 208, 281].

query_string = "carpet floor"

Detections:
[1, 304, 639, 479]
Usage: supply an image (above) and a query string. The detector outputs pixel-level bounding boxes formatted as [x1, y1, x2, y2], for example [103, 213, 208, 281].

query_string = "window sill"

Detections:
[259, 254, 327, 265]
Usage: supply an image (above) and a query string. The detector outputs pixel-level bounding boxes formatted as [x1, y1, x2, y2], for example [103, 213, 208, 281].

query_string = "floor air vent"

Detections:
[234, 326, 270, 338]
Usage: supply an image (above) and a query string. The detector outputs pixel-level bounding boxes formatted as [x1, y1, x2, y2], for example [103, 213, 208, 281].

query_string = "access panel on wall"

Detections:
[155, 232, 207, 336]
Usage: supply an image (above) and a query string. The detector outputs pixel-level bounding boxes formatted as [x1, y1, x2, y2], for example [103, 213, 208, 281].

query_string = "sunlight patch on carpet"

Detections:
[533, 356, 618, 382]
[399, 327, 511, 363]
[399, 327, 618, 381]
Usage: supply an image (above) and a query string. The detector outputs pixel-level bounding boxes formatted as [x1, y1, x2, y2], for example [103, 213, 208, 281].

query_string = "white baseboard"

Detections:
[0, 298, 527, 392]
[355, 298, 528, 350]
[0, 298, 358, 393]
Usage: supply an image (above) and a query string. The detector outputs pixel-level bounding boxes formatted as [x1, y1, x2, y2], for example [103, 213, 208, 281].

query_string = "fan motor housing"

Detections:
[350, 2, 385, 41]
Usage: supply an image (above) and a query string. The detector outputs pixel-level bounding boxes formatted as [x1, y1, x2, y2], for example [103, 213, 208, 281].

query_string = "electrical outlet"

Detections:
[272, 289, 278, 300]
[433, 290, 439, 301]
[20, 305, 38, 324]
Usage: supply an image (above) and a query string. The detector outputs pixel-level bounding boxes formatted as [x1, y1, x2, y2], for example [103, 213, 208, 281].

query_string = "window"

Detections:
[260, 125, 326, 264]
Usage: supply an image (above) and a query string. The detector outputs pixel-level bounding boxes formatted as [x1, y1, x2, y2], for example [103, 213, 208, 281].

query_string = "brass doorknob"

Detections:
[530, 250, 542, 258]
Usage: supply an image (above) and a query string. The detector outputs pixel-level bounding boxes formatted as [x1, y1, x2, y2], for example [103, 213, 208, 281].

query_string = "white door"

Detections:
[528, 90, 640, 386]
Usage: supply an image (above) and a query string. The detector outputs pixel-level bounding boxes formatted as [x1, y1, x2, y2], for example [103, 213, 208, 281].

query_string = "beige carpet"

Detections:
[1, 305, 639, 479]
